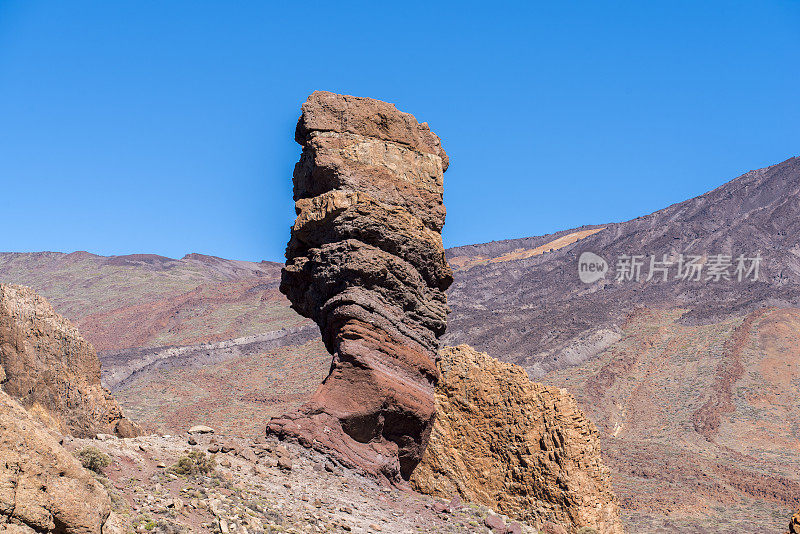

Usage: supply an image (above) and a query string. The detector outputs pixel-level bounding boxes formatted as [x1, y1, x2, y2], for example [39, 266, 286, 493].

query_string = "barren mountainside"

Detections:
[445, 156, 800, 373]
[0, 251, 293, 351]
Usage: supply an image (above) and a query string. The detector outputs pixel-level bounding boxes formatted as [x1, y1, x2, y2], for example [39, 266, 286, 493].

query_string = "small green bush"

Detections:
[75, 446, 111, 474]
[169, 450, 216, 476]
[577, 527, 599, 534]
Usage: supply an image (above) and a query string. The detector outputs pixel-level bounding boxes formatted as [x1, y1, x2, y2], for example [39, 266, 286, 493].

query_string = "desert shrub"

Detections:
[577, 528, 599, 534]
[75, 446, 111, 474]
[169, 450, 216, 476]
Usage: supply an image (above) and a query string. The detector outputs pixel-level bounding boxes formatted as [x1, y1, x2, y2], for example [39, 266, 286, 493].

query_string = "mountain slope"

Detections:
[445, 156, 800, 374]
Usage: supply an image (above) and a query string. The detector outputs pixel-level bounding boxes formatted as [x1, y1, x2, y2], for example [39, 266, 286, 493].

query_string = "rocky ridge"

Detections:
[267, 91, 452, 481]
[412, 345, 623, 534]
[0, 284, 139, 438]
[0, 252, 290, 353]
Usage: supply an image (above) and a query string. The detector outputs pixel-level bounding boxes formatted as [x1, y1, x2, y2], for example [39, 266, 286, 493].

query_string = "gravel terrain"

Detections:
[66, 431, 534, 534]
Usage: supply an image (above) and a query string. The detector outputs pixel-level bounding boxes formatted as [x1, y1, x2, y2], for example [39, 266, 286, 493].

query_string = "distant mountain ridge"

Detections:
[0, 250, 292, 351]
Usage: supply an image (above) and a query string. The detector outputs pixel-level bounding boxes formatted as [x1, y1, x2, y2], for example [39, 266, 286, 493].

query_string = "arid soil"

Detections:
[546, 307, 800, 532]
[109, 339, 330, 438]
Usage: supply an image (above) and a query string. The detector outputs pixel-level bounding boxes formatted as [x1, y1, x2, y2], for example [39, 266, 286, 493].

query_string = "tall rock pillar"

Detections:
[267, 91, 452, 480]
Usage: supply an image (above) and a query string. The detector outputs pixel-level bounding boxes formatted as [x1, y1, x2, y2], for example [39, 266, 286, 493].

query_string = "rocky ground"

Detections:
[65, 430, 537, 534]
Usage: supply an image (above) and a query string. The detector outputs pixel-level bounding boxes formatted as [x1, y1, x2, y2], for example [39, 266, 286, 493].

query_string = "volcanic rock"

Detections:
[484, 514, 506, 531]
[0, 284, 139, 438]
[411, 345, 623, 534]
[267, 91, 452, 481]
[0, 389, 112, 533]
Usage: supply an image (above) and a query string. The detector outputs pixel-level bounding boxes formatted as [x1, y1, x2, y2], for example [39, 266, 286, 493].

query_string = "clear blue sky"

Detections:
[1, 1, 798, 262]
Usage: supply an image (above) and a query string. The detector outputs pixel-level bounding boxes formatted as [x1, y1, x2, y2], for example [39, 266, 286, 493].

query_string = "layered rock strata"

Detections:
[411, 345, 624, 534]
[267, 91, 452, 480]
[0, 284, 139, 438]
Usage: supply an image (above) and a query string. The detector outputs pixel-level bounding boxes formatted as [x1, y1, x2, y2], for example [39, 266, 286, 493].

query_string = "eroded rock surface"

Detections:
[0, 284, 139, 438]
[411, 345, 624, 534]
[0, 390, 112, 533]
[267, 91, 452, 481]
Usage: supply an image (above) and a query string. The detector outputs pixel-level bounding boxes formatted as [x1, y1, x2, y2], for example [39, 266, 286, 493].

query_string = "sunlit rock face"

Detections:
[0, 283, 140, 438]
[412, 344, 624, 534]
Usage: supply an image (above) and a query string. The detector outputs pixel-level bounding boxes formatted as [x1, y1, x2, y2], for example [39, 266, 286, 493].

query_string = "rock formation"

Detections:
[0, 284, 139, 438]
[411, 345, 624, 534]
[267, 91, 452, 480]
[0, 389, 112, 533]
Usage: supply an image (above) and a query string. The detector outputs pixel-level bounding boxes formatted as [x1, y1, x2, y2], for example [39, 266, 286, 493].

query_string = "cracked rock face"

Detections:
[0, 284, 140, 438]
[0, 389, 112, 534]
[267, 91, 452, 481]
[411, 345, 624, 534]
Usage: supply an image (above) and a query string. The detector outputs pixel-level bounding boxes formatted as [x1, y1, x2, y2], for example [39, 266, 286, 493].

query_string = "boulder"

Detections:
[411, 345, 624, 534]
[484, 514, 506, 531]
[267, 91, 452, 481]
[0, 284, 139, 438]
